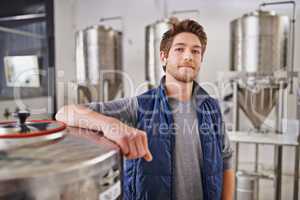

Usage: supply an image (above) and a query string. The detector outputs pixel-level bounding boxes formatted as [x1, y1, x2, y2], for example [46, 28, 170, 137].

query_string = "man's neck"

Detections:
[165, 73, 194, 102]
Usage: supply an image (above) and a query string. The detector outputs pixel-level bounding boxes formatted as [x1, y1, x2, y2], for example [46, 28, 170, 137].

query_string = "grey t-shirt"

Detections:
[168, 97, 203, 200]
[87, 97, 233, 200]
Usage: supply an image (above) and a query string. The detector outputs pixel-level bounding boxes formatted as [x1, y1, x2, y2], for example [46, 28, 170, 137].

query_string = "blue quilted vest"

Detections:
[123, 79, 224, 200]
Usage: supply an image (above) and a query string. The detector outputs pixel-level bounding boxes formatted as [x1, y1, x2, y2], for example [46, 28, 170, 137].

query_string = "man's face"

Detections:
[161, 32, 203, 83]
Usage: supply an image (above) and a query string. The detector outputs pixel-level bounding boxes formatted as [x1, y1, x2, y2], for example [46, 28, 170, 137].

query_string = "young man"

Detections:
[56, 19, 234, 200]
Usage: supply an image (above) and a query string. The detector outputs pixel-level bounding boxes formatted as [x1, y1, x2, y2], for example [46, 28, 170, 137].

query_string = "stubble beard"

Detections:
[167, 67, 198, 83]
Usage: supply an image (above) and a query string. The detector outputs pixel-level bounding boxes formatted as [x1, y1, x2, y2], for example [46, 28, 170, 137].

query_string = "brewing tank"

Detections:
[230, 10, 290, 75]
[0, 126, 122, 200]
[230, 10, 291, 129]
[75, 25, 123, 103]
[75, 30, 87, 85]
[145, 19, 173, 87]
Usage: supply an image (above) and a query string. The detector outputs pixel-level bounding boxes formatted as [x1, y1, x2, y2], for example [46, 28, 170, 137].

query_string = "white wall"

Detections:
[54, 0, 77, 109]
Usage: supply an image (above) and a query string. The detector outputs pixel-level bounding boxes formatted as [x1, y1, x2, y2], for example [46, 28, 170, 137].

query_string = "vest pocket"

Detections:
[135, 135, 172, 200]
[135, 173, 171, 200]
[138, 136, 172, 176]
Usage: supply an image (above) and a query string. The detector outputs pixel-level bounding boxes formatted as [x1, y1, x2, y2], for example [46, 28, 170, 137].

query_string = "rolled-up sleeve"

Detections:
[222, 121, 234, 170]
[86, 97, 138, 127]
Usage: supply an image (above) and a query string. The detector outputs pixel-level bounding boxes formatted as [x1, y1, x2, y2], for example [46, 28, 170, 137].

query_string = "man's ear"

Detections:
[160, 51, 167, 65]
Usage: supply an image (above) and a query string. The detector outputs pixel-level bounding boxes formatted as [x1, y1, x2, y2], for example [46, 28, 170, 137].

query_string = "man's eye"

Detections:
[175, 48, 184, 52]
[192, 49, 200, 54]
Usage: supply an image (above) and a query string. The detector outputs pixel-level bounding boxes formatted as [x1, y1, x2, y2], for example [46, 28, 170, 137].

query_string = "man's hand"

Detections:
[102, 119, 153, 162]
[55, 105, 153, 162]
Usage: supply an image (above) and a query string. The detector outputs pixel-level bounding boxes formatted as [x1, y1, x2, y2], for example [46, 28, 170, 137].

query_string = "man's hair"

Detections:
[160, 18, 207, 71]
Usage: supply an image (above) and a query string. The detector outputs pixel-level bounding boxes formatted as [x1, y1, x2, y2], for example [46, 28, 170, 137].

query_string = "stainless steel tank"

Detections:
[75, 25, 123, 103]
[0, 126, 122, 200]
[236, 81, 281, 129]
[230, 10, 290, 129]
[75, 30, 87, 85]
[145, 19, 174, 87]
[236, 173, 258, 200]
[230, 10, 290, 75]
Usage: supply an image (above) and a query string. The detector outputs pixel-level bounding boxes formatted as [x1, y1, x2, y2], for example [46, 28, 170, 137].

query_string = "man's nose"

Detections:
[183, 50, 193, 61]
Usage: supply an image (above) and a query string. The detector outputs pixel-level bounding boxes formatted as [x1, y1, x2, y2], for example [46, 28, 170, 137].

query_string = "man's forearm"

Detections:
[55, 105, 116, 132]
[55, 104, 153, 161]
[222, 169, 235, 200]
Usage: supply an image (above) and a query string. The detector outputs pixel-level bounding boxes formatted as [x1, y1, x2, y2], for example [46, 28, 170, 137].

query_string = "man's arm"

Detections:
[220, 117, 235, 200]
[55, 104, 152, 161]
[222, 169, 235, 200]
[55, 104, 113, 131]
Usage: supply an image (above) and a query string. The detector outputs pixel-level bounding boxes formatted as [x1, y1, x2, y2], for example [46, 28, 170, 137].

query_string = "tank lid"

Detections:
[0, 119, 66, 150]
[83, 24, 111, 31]
[243, 10, 277, 17]
[0, 120, 66, 138]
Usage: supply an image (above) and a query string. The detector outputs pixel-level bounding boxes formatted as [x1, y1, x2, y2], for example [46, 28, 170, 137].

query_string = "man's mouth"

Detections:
[179, 65, 194, 69]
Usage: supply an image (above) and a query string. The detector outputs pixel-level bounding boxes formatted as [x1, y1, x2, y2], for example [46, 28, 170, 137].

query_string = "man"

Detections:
[56, 19, 234, 200]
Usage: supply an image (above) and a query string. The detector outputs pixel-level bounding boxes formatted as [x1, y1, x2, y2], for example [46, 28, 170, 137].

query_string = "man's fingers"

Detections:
[116, 130, 152, 161]
[143, 151, 153, 162]
[119, 137, 129, 155]
[135, 136, 147, 157]
[127, 139, 138, 159]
